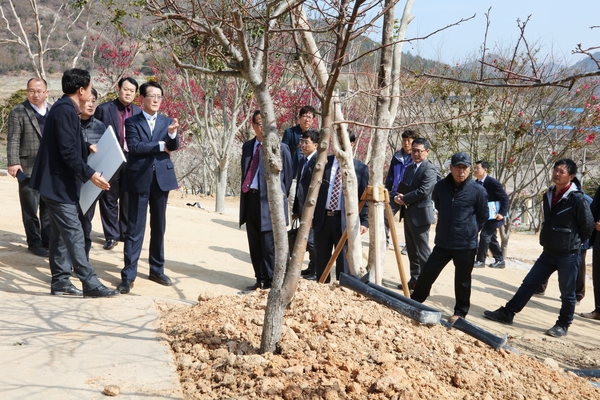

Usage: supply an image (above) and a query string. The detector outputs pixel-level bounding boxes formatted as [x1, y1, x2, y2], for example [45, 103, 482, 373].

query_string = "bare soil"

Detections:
[1, 175, 599, 399]
[158, 281, 600, 399]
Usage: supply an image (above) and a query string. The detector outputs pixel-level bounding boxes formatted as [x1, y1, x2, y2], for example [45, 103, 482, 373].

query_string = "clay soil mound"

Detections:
[158, 280, 599, 400]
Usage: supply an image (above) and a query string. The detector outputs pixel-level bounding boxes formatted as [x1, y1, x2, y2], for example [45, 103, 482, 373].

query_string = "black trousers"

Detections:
[404, 213, 432, 283]
[315, 212, 347, 283]
[244, 191, 274, 283]
[78, 200, 98, 260]
[99, 169, 129, 241]
[42, 196, 102, 292]
[476, 222, 503, 262]
[18, 178, 50, 248]
[411, 246, 477, 317]
[590, 235, 600, 312]
[122, 173, 169, 281]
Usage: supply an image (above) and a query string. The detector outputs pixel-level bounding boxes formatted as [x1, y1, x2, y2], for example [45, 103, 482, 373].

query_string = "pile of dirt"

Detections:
[157, 280, 599, 399]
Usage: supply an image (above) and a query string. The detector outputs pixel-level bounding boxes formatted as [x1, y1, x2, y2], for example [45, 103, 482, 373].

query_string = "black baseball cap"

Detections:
[451, 152, 471, 167]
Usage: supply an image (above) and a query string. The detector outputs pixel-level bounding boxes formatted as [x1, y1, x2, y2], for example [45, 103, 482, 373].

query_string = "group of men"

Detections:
[7, 70, 178, 297]
[7, 76, 600, 337]
[239, 106, 369, 289]
[385, 131, 598, 336]
[385, 132, 510, 290]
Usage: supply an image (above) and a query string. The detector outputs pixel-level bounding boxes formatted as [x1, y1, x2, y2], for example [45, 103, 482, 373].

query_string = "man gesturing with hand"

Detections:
[118, 81, 180, 294]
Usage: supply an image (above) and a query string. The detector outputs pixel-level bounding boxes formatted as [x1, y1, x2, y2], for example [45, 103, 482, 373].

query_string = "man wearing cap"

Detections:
[411, 152, 488, 323]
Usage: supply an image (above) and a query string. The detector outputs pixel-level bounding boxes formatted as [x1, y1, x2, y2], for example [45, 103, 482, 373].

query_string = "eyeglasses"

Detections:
[411, 148, 428, 154]
[27, 90, 46, 95]
[145, 95, 163, 101]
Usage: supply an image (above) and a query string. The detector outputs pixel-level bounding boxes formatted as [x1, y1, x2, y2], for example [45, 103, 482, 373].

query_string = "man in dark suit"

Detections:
[281, 105, 316, 178]
[313, 132, 369, 283]
[394, 138, 437, 289]
[6, 78, 51, 257]
[29, 68, 118, 298]
[581, 184, 600, 321]
[473, 160, 510, 269]
[118, 81, 179, 294]
[240, 110, 293, 290]
[94, 77, 142, 250]
[292, 129, 320, 280]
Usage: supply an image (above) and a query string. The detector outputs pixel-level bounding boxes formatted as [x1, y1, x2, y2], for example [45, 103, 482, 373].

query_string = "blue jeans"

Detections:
[506, 251, 579, 328]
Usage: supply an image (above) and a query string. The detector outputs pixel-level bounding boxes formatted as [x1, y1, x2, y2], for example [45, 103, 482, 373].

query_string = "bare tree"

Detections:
[145, 0, 308, 353]
[0, 0, 151, 79]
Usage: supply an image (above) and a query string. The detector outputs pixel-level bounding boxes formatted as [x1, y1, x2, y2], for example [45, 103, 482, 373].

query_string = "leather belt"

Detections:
[248, 189, 259, 194]
[326, 210, 341, 216]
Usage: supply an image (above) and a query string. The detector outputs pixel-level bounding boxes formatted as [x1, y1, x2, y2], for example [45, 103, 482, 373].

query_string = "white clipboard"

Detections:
[79, 126, 126, 215]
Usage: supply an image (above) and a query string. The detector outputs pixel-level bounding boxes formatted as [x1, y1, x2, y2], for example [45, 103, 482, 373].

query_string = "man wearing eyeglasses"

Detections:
[94, 77, 142, 251]
[6, 78, 51, 257]
[117, 81, 179, 294]
[393, 138, 438, 290]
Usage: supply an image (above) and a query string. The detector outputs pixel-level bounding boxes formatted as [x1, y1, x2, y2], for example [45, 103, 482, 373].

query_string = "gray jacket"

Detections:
[81, 116, 106, 146]
[401, 160, 438, 227]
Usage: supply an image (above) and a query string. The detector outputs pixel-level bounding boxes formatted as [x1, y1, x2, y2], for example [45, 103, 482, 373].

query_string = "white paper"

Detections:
[79, 126, 126, 215]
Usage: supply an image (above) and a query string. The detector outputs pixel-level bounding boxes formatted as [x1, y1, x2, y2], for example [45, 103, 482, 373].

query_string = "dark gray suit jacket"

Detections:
[401, 160, 437, 227]
[7, 101, 51, 176]
[239, 138, 293, 232]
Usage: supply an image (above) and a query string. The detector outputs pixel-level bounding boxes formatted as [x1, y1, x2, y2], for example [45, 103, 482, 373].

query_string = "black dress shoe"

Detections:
[83, 284, 120, 298]
[489, 260, 506, 269]
[300, 268, 315, 276]
[117, 280, 134, 294]
[246, 281, 266, 290]
[51, 284, 83, 296]
[303, 272, 317, 281]
[28, 246, 49, 257]
[149, 273, 172, 286]
[103, 240, 118, 250]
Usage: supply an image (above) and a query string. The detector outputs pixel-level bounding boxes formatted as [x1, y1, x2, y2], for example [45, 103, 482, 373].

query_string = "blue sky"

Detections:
[400, 0, 599, 64]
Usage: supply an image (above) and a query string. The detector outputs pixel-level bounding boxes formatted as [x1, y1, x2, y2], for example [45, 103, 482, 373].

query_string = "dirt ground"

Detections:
[0, 175, 599, 399]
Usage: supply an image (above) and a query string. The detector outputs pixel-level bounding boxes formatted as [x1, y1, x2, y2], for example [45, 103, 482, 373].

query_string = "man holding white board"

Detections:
[29, 69, 119, 298]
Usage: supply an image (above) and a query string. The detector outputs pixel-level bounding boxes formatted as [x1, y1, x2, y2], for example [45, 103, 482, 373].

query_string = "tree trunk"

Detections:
[254, 87, 293, 354]
[214, 161, 228, 213]
[367, 0, 396, 283]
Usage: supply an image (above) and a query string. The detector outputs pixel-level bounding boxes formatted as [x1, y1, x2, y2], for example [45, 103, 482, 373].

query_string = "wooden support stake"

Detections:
[318, 187, 409, 296]
[384, 189, 409, 297]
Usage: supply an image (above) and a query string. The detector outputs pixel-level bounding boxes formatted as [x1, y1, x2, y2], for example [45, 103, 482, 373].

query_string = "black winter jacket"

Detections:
[539, 181, 594, 255]
[433, 174, 488, 250]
